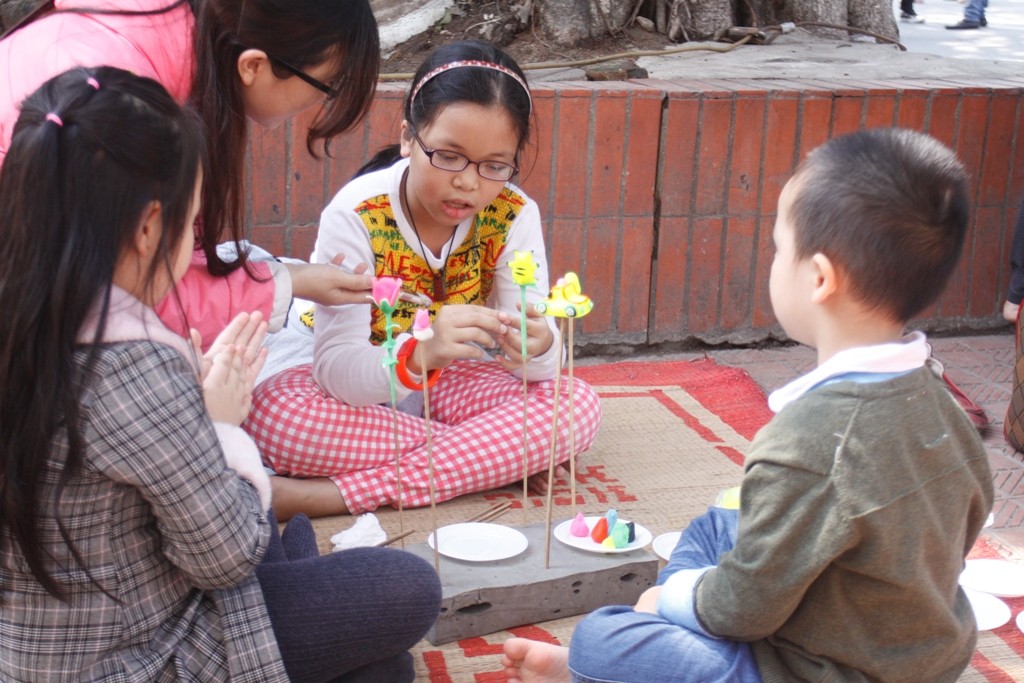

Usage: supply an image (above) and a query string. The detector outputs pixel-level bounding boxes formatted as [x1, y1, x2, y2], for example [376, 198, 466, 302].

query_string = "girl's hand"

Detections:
[494, 303, 554, 371]
[192, 312, 269, 393]
[202, 345, 251, 425]
[1004, 300, 1020, 323]
[633, 586, 662, 615]
[408, 304, 511, 372]
[287, 254, 373, 306]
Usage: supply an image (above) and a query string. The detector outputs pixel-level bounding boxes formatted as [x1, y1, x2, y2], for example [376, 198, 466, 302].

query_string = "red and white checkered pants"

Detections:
[244, 360, 602, 514]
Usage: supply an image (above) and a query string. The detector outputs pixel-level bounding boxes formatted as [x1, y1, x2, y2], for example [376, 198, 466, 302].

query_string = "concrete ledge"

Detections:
[402, 523, 658, 644]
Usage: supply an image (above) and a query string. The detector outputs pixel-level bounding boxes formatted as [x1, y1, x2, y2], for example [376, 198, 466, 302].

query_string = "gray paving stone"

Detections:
[402, 523, 658, 645]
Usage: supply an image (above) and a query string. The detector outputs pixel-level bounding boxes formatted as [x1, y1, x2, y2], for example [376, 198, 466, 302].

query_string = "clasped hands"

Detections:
[192, 312, 269, 426]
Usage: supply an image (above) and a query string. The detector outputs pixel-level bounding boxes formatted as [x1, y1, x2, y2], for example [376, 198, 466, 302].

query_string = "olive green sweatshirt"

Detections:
[697, 367, 993, 683]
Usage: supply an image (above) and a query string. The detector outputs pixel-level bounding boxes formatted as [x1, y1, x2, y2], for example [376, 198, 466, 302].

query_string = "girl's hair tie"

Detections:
[411, 60, 532, 115]
[86, 77, 100, 90]
[45, 113, 63, 127]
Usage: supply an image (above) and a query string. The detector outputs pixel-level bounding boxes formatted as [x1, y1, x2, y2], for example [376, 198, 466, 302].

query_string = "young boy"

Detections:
[502, 128, 994, 683]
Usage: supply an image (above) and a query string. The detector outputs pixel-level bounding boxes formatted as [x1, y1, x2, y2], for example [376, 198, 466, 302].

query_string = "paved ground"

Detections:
[614, 331, 1024, 558]
[630, 0, 1024, 80]
[896, 0, 1024, 63]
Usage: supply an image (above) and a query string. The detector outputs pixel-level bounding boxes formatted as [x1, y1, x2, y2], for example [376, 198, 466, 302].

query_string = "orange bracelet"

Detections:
[396, 339, 442, 390]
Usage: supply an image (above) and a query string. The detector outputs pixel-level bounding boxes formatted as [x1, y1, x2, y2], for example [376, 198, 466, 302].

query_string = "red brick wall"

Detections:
[246, 77, 1024, 350]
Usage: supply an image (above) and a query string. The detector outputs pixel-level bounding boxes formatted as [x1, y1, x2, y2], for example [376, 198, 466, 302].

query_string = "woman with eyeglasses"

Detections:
[245, 40, 603, 521]
[0, 0, 380, 353]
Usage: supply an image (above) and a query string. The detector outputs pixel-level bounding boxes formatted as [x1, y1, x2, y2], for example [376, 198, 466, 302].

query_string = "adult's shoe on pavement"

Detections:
[900, 11, 925, 22]
[946, 19, 982, 28]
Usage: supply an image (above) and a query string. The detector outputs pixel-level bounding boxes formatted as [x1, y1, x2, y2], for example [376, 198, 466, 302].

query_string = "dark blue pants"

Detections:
[257, 511, 441, 682]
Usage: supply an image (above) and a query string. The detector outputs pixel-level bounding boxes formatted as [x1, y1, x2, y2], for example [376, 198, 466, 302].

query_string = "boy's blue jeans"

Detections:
[566, 507, 762, 683]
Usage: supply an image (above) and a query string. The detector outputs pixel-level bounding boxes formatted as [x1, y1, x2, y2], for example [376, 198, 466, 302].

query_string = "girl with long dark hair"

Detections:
[0, 66, 439, 682]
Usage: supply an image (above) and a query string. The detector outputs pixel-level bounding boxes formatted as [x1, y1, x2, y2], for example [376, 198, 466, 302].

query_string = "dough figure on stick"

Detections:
[508, 250, 540, 524]
[371, 277, 407, 543]
[412, 308, 441, 574]
[535, 272, 593, 566]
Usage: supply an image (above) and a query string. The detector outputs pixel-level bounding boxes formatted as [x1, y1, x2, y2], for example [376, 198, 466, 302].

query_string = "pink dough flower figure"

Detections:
[371, 276, 406, 535]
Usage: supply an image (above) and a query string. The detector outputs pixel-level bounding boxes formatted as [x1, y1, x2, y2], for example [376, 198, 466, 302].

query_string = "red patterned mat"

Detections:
[964, 537, 1024, 682]
[310, 358, 1021, 681]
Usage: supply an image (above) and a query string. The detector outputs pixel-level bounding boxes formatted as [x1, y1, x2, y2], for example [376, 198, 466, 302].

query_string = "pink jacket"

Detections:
[0, 0, 193, 161]
[155, 251, 290, 347]
[0, 0, 284, 346]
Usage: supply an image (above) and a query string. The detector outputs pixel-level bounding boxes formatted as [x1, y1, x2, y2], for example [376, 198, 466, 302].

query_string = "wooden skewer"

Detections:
[568, 318, 577, 518]
[392, 407, 404, 547]
[466, 500, 513, 523]
[475, 502, 513, 524]
[420, 341, 440, 576]
[375, 528, 416, 547]
[543, 318, 567, 569]
[521, 360, 530, 525]
[519, 294, 530, 526]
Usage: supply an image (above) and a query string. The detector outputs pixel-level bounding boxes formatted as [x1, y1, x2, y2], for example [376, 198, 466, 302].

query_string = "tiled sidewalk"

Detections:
[631, 331, 1024, 558]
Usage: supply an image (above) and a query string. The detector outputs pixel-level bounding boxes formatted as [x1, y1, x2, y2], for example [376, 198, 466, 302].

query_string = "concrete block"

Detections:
[403, 523, 658, 645]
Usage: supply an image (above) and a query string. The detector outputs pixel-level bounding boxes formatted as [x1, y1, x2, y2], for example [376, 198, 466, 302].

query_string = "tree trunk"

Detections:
[667, 0, 733, 42]
[533, 0, 633, 45]
[843, 0, 899, 41]
[513, 0, 897, 46]
[775, 0, 898, 40]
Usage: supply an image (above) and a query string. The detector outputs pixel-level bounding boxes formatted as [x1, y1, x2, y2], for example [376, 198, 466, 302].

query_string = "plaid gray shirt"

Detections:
[0, 342, 288, 682]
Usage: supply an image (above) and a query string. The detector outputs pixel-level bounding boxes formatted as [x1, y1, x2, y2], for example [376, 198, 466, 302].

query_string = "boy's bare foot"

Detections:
[270, 476, 349, 521]
[501, 637, 571, 683]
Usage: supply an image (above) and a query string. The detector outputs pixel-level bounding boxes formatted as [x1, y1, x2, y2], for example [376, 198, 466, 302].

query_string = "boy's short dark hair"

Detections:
[789, 128, 969, 323]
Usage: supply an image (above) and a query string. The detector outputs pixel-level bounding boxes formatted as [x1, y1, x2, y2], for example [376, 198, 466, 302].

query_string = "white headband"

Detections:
[410, 60, 532, 115]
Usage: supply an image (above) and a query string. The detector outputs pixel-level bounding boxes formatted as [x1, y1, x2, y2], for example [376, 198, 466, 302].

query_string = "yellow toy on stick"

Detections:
[535, 271, 593, 566]
[535, 272, 592, 318]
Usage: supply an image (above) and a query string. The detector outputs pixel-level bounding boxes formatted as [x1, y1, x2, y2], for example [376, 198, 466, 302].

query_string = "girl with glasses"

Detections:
[0, 0, 380, 359]
[246, 40, 603, 520]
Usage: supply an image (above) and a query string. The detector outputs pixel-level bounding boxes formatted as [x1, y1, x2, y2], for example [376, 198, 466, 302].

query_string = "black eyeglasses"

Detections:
[270, 56, 339, 100]
[412, 132, 518, 182]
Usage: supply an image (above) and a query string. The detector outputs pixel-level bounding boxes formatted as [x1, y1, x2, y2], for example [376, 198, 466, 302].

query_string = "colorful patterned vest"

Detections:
[355, 186, 526, 345]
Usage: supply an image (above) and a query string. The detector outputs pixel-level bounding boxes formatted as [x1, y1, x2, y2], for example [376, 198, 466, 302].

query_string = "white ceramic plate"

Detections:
[553, 516, 652, 554]
[652, 531, 682, 561]
[963, 587, 1011, 631]
[427, 523, 528, 562]
[1015, 609, 1024, 635]
[959, 559, 1024, 598]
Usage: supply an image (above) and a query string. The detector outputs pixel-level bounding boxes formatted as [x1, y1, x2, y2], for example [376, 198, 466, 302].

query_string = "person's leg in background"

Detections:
[899, 0, 924, 23]
[1004, 198, 1024, 453]
[947, 0, 988, 29]
[1003, 196, 1024, 324]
